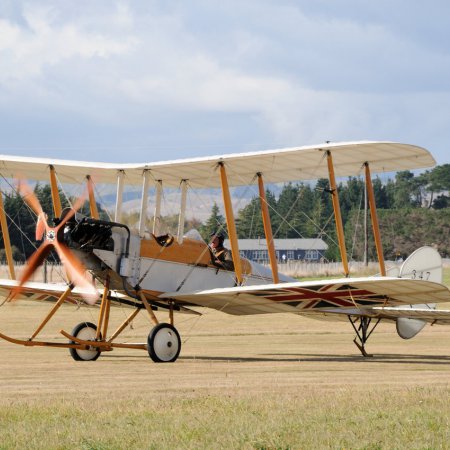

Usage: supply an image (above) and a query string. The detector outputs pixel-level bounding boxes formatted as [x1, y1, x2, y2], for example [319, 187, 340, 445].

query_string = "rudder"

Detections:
[396, 246, 442, 339]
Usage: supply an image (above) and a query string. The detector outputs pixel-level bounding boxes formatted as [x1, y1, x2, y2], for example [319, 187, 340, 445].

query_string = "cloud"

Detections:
[0, 2, 137, 84]
[0, 1, 449, 164]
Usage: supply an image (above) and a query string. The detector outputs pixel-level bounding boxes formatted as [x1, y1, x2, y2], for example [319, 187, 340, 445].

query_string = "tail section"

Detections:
[395, 246, 442, 339]
[398, 246, 442, 284]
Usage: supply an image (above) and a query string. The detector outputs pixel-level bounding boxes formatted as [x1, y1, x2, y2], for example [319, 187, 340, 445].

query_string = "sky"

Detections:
[1, 0, 450, 165]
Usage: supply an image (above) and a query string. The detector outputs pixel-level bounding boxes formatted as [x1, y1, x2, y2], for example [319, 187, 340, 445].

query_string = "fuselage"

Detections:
[65, 216, 293, 300]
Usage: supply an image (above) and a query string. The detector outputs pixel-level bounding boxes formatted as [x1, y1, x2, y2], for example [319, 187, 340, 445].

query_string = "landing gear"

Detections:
[147, 323, 181, 363]
[69, 322, 102, 361]
[348, 316, 381, 357]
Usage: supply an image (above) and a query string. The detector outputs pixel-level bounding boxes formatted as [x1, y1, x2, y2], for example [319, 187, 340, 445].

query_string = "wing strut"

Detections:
[364, 162, 386, 276]
[177, 180, 188, 244]
[114, 169, 125, 222]
[257, 173, 279, 283]
[49, 165, 62, 217]
[326, 150, 349, 276]
[96, 278, 111, 340]
[30, 285, 73, 340]
[153, 179, 163, 235]
[0, 188, 15, 280]
[138, 169, 151, 237]
[218, 162, 243, 285]
[86, 175, 99, 219]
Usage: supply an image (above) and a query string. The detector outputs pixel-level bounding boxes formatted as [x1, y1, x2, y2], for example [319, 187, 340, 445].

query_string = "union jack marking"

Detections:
[263, 284, 385, 309]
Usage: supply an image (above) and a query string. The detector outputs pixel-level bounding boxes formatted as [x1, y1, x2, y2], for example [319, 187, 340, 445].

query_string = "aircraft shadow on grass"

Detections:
[179, 354, 450, 365]
[102, 353, 450, 365]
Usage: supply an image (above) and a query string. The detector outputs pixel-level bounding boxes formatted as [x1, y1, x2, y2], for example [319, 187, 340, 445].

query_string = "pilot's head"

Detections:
[210, 232, 225, 248]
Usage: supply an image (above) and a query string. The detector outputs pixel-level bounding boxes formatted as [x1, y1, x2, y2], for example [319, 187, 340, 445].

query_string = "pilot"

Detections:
[209, 232, 234, 271]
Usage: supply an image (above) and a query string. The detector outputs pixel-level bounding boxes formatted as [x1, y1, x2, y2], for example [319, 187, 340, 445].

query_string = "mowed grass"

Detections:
[0, 269, 449, 449]
[1, 388, 449, 449]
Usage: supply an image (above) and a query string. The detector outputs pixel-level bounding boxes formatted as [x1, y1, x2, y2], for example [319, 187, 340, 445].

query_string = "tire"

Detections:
[69, 322, 102, 361]
[147, 323, 181, 363]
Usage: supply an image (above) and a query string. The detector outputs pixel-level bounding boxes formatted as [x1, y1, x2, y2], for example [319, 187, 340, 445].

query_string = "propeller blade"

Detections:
[35, 213, 48, 241]
[71, 190, 88, 213]
[57, 191, 88, 230]
[15, 178, 98, 305]
[17, 177, 52, 241]
[12, 243, 52, 299]
[54, 241, 99, 304]
[16, 177, 44, 217]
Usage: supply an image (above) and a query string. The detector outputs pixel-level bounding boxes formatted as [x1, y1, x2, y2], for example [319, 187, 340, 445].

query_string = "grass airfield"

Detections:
[0, 275, 450, 448]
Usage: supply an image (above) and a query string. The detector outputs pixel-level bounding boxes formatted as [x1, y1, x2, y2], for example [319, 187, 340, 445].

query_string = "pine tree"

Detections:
[236, 196, 262, 238]
[275, 183, 299, 238]
[393, 171, 416, 209]
[199, 203, 226, 241]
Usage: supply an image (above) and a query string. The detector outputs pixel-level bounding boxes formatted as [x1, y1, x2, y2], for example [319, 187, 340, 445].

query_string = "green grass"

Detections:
[1, 388, 449, 449]
[1, 268, 450, 449]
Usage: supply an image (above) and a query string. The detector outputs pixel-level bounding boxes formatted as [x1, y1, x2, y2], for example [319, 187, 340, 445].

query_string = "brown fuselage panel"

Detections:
[139, 237, 252, 274]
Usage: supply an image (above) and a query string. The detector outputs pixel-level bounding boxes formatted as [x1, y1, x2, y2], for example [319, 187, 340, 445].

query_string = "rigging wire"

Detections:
[54, 171, 72, 210]
[93, 178, 113, 222]
[299, 210, 338, 248]
[349, 181, 364, 263]
[17, 210, 26, 259]
[249, 198, 256, 239]
[229, 155, 338, 258]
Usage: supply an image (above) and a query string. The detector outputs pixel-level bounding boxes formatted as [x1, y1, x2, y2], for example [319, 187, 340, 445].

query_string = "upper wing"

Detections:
[0, 141, 434, 188]
[160, 277, 450, 316]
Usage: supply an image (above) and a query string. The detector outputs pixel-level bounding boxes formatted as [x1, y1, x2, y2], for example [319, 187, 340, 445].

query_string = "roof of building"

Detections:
[224, 238, 328, 251]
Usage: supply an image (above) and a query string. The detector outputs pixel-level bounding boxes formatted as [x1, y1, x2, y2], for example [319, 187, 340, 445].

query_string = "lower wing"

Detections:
[160, 276, 450, 320]
[0, 279, 128, 306]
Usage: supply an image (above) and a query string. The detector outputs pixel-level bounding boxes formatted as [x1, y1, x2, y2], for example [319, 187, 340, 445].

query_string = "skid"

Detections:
[348, 315, 381, 357]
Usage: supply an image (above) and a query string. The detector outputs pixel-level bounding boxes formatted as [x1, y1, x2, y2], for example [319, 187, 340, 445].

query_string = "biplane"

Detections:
[0, 141, 450, 362]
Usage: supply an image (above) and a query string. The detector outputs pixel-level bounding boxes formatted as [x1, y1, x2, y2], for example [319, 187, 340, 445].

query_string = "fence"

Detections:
[270, 261, 387, 278]
[272, 259, 450, 278]
[0, 263, 66, 283]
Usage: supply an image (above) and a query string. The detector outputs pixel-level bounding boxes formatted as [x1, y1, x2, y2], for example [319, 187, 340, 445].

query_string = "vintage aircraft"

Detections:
[0, 141, 449, 362]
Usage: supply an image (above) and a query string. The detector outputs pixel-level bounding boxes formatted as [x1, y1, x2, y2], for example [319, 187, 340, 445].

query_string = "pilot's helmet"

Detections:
[210, 231, 225, 245]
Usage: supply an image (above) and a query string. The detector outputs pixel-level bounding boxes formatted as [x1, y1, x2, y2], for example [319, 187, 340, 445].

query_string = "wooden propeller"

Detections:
[13, 179, 99, 304]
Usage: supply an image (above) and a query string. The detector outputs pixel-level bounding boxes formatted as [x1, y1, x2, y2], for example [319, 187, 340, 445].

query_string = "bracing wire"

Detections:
[92, 179, 112, 222]
[249, 198, 256, 239]
[349, 182, 364, 263]
[229, 154, 338, 257]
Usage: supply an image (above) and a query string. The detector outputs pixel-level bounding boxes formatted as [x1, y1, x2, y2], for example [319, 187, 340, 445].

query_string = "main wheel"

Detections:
[69, 322, 102, 361]
[147, 323, 181, 363]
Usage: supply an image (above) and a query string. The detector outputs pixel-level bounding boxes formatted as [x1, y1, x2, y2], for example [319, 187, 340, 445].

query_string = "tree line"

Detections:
[1, 164, 449, 263]
[200, 164, 450, 261]
[0, 184, 108, 262]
